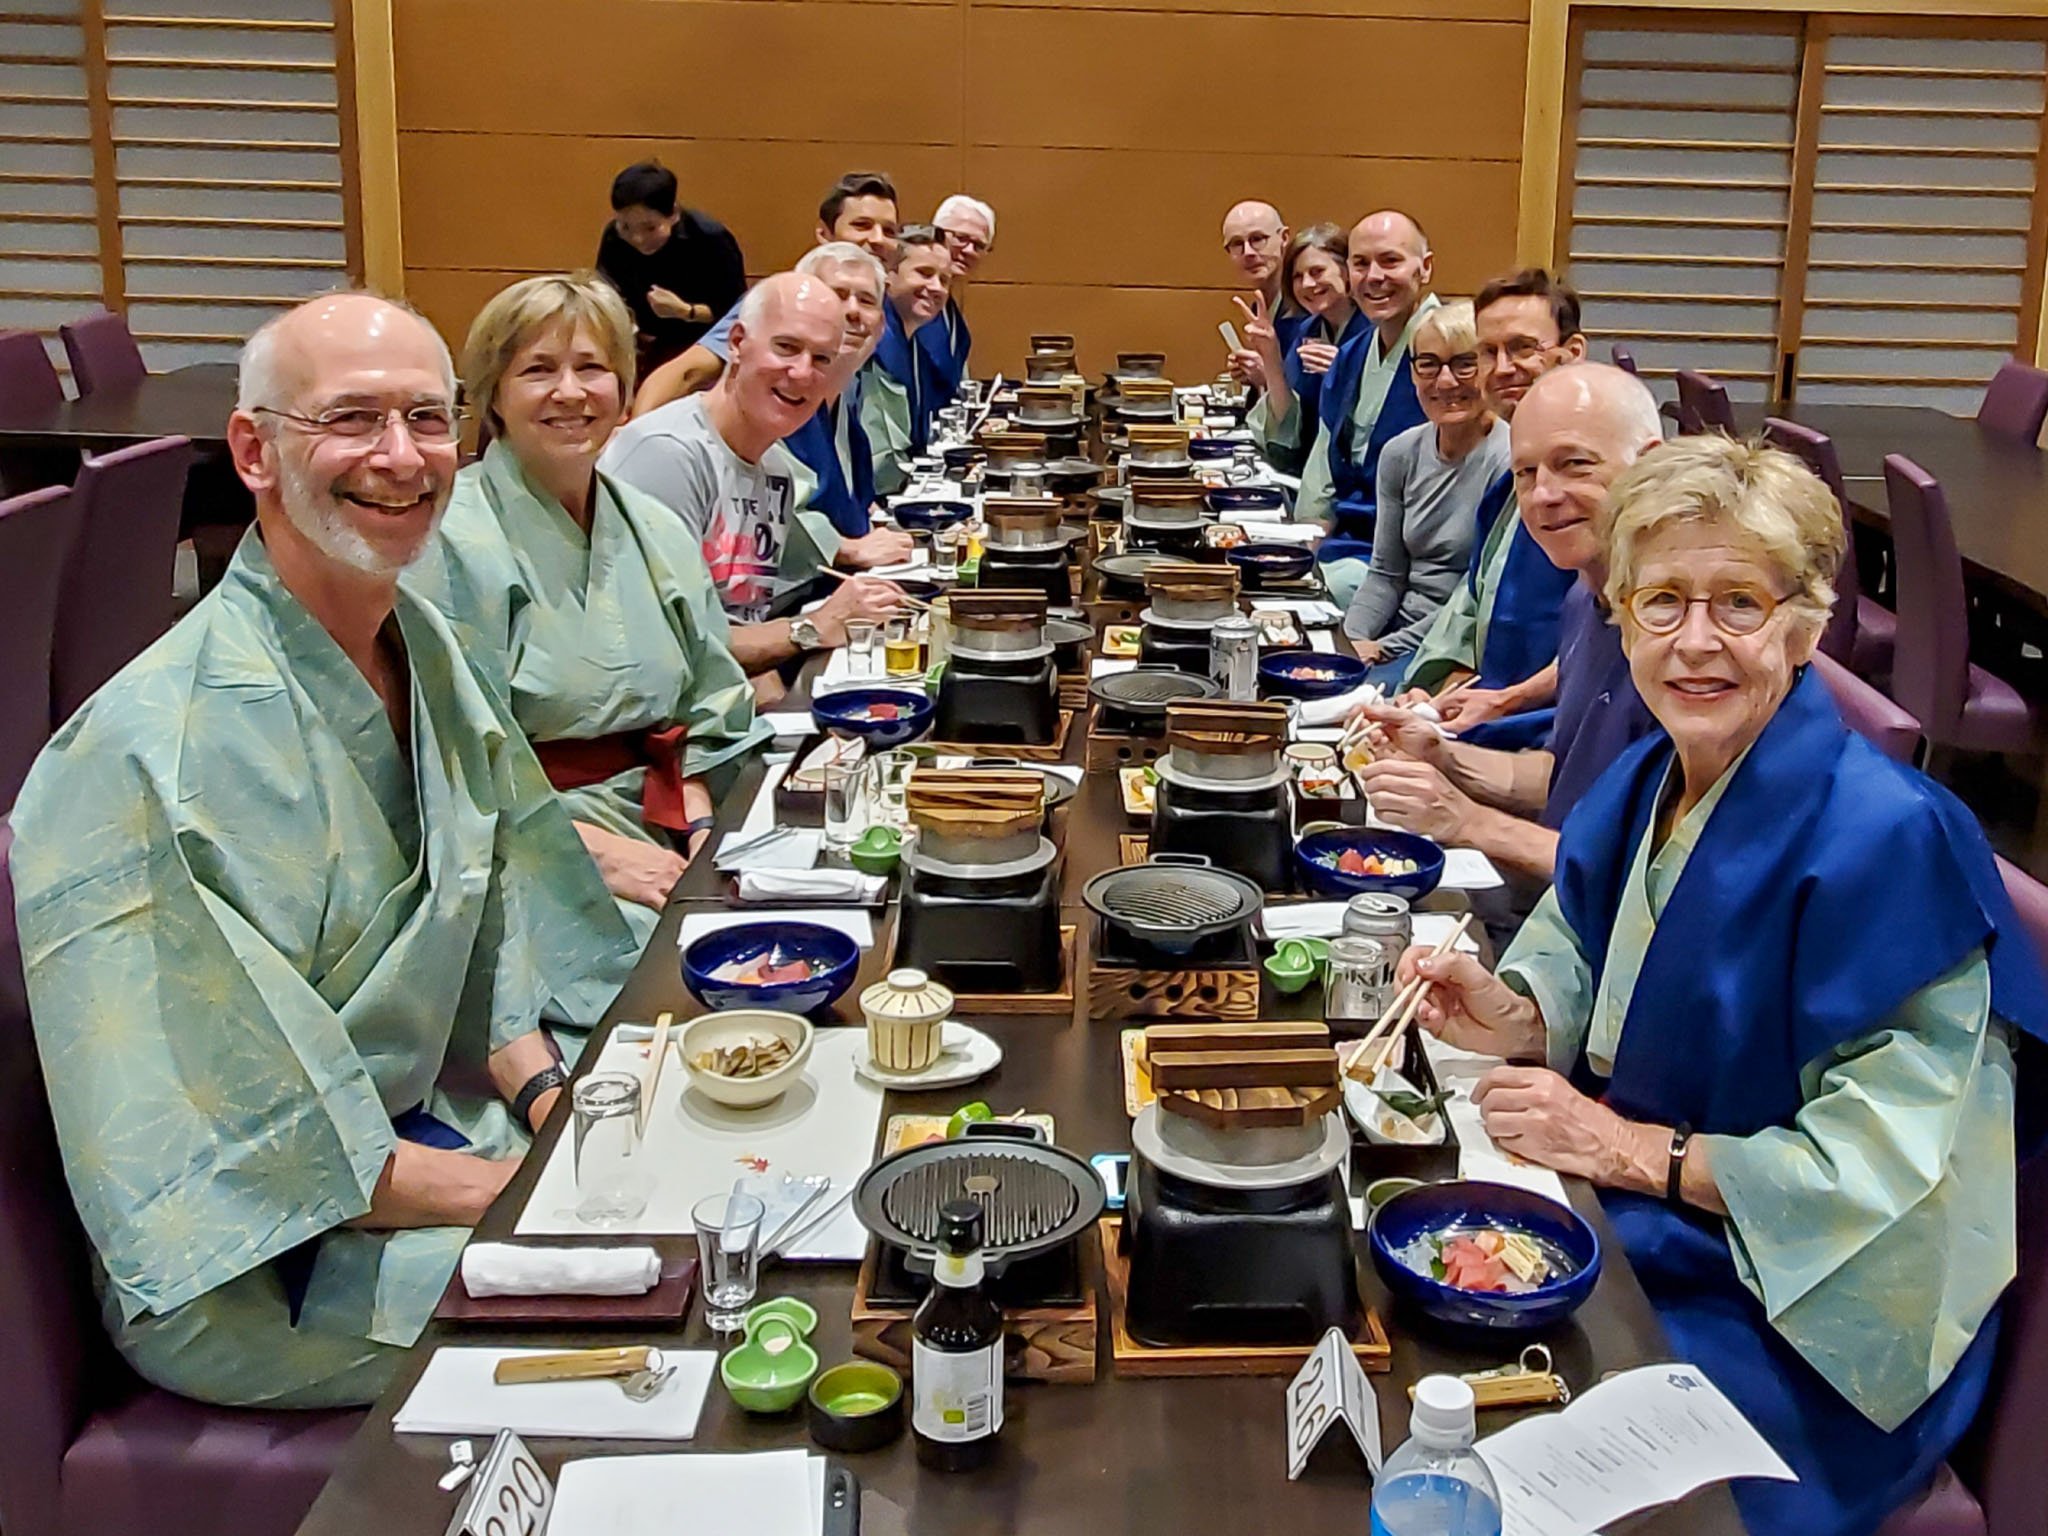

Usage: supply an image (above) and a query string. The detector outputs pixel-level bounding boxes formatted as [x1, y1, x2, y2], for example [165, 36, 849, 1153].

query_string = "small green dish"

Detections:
[743, 1296, 820, 1340]
[848, 826, 902, 877]
[1364, 1176, 1423, 1212]
[1263, 949, 1316, 996]
[808, 1360, 906, 1453]
[721, 1315, 820, 1414]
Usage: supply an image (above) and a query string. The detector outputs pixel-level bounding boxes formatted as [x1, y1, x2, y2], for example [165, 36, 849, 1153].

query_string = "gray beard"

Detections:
[278, 452, 439, 576]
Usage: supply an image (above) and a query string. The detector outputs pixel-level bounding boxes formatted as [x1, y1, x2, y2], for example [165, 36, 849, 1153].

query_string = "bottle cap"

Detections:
[936, 1199, 985, 1258]
[1409, 1374, 1477, 1449]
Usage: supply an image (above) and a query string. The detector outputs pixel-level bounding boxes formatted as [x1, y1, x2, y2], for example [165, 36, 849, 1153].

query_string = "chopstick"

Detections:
[494, 1346, 653, 1385]
[1337, 913, 1474, 1082]
[816, 562, 931, 612]
[641, 1010, 673, 1133]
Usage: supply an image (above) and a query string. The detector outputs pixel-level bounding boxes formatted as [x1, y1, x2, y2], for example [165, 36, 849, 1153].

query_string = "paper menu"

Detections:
[1476, 1363, 1794, 1536]
[392, 1347, 716, 1441]
[550, 1450, 818, 1536]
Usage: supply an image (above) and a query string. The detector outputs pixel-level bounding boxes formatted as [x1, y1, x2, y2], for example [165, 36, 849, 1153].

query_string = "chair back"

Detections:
[1885, 453, 1970, 744]
[1812, 651, 1919, 763]
[0, 484, 77, 814]
[1609, 344, 1640, 377]
[52, 435, 192, 726]
[0, 329, 66, 416]
[0, 822, 107, 1536]
[1979, 359, 2048, 445]
[1764, 416, 1860, 663]
[57, 309, 146, 397]
[1674, 369, 1736, 436]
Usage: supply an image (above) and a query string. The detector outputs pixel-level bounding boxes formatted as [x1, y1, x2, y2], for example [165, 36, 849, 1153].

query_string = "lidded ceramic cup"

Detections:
[859, 967, 955, 1073]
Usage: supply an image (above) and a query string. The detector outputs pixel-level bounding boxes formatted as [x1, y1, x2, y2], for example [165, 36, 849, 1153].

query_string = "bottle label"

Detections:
[912, 1339, 1004, 1443]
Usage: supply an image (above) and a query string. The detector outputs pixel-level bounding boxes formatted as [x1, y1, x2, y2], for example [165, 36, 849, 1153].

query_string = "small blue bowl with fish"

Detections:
[1257, 648, 1366, 701]
[682, 921, 861, 1015]
[889, 497, 975, 533]
[1369, 1180, 1601, 1333]
[811, 687, 935, 750]
[1294, 826, 1444, 902]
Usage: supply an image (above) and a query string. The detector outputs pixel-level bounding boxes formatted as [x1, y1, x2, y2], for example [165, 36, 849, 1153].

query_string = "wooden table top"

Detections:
[1733, 402, 2048, 615]
[0, 361, 238, 450]
[294, 580, 1741, 1536]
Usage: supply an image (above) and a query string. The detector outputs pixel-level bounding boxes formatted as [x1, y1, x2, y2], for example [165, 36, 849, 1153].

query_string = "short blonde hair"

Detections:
[461, 273, 635, 433]
[1413, 299, 1476, 358]
[1600, 434, 1842, 629]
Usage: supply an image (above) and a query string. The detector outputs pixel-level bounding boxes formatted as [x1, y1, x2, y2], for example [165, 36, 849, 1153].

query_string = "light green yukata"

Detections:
[8, 532, 638, 1409]
[1293, 295, 1439, 535]
[1497, 756, 2017, 1429]
[859, 360, 918, 497]
[409, 443, 773, 854]
[1400, 486, 1518, 693]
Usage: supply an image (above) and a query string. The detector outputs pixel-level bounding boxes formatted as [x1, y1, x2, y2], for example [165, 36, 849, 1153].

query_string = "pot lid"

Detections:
[859, 967, 955, 1027]
[1153, 752, 1293, 794]
[1131, 1101, 1349, 1190]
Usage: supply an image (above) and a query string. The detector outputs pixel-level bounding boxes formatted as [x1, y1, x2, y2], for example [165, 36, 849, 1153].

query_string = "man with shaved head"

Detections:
[1292, 210, 1439, 599]
[603, 270, 905, 678]
[1221, 199, 1309, 382]
[1353, 362, 1666, 882]
[9, 293, 643, 1406]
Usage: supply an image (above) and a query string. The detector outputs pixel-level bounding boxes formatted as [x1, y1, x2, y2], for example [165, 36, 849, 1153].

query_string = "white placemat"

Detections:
[1260, 904, 1483, 948]
[553, 1451, 818, 1536]
[1091, 657, 1137, 677]
[1251, 597, 1345, 623]
[516, 1028, 882, 1259]
[392, 1346, 717, 1440]
[812, 647, 928, 697]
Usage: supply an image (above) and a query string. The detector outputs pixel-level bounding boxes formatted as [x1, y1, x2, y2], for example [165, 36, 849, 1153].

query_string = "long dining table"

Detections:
[1732, 401, 2048, 619]
[293, 574, 1745, 1536]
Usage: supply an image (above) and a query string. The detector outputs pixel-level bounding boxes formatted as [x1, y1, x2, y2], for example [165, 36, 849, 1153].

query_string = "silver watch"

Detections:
[789, 615, 823, 650]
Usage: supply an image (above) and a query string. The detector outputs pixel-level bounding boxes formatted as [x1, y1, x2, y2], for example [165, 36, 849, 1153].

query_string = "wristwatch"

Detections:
[1666, 1122, 1694, 1204]
[789, 615, 823, 650]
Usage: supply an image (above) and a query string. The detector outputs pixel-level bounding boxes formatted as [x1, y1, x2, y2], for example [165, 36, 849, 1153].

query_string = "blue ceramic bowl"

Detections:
[1207, 484, 1288, 516]
[811, 687, 935, 749]
[682, 921, 861, 1015]
[890, 498, 975, 532]
[1227, 542, 1317, 586]
[1257, 648, 1367, 701]
[1293, 827, 1445, 901]
[1368, 1180, 1602, 1333]
[1189, 438, 1238, 463]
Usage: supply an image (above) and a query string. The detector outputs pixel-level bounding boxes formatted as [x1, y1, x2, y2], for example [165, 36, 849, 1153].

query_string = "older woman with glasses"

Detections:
[1340, 300, 1504, 683]
[408, 273, 770, 967]
[1233, 223, 1359, 475]
[1400, 433, 2048, 1536]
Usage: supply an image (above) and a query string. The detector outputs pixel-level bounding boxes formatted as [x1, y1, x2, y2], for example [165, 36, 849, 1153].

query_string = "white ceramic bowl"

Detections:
[679, 1009, 815, 1109]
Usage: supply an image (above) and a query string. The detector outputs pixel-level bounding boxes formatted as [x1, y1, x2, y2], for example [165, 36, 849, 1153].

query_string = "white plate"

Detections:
[854, 1021, 1004, 1091]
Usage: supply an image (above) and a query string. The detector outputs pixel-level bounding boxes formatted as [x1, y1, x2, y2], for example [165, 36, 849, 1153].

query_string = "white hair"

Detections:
[934, 194, 996, 243]
[734, 281, 771, 335]
[797, 241, 885, 295]
[236, 292, 456, 413]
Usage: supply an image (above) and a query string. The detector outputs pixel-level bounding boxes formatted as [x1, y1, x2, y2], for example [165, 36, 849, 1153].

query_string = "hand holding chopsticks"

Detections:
[1338, 913, 1474, 1083]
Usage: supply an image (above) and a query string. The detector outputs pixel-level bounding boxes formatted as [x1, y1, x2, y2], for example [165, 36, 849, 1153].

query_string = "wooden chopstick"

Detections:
[494, 1345, 653, 1385]
[1338, 913, 1474, 1081]
[816, 562, 931, 611]
[641, 1010, 673, 1134]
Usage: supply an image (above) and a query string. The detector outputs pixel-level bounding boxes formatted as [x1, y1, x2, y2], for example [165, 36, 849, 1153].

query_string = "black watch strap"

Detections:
[1666, 1122, 1694, 1204]
[513, 1065, 569, 1129]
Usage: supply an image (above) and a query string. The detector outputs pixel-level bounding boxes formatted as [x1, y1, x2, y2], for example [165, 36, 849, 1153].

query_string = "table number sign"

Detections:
[444, 1429, 553, 1536]
[1285, 1328, 1382, 1481]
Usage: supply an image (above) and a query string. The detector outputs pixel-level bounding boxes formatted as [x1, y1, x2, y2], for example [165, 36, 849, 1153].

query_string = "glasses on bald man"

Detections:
[253, 403, 467, 441]
[1223, 228, 1281, 258]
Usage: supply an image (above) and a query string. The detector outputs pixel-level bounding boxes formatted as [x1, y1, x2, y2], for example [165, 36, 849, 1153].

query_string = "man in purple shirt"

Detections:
[1355, 363, 1664, 882]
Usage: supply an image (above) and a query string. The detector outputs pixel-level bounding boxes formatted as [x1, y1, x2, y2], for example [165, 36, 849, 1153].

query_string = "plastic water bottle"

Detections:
[1369, 1375, 1504, 1536]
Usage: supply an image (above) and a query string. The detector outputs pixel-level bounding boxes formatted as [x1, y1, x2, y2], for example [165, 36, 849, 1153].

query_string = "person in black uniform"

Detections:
[594, 160, 747, 376]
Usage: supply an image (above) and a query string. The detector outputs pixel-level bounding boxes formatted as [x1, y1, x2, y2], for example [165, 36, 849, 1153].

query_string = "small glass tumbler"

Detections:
[883, 614, 920, 677]
[933, 524, 961, 580]
[1325, 933, 1400, 1034]
[820, 760, 865, 852]
[868, 748, 918, 830]
[572, 1073, 652, 1227]
[844, 619, 880, 679]
[692, 1191, 766, 1332]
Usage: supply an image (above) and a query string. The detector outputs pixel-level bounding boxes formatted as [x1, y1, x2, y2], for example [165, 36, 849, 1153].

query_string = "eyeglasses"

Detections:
[252, 403, 466, 441]
[937, 226, 989, 256]
[1481, 337, 1553, 368]
[1224, 231, 1280, 256]
[1624, 583, 1790, 637]
[1411, 352, 1481, 382]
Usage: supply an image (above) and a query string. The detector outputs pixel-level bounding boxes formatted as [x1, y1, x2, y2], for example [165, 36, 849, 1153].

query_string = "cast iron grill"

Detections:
[855, 1136, 1106, 1264]
[1097, 868, 1249, 929]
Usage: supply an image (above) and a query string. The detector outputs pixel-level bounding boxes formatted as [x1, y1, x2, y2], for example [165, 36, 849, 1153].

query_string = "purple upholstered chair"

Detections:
[1674, 369, 1736, 437]
[0, 328, 66, 416]
[0, 483, 76, 813]
[1609, 343, 1640, 377]
[50, 436, 192, 726]
[1812, 651, 1919, 764]
[56, 310, 145, 399]
[1763, 416, 1897, 678]
[1979, 359, 2048, 445]
[0, 826, 364, 1536]
[1884, 454, 2035, 759]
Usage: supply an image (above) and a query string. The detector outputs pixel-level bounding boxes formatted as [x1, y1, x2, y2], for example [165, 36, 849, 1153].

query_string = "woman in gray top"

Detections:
[1343, 299, 1508, 682]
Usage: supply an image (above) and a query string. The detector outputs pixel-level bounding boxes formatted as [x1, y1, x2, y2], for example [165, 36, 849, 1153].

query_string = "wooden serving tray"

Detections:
[434, 1247, 697, 1327]
[1098, 1220, 1390, 1377]
[925, 708, 1076, 763]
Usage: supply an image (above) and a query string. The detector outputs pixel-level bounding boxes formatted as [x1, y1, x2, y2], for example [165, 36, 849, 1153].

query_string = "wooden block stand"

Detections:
[1058, 674, 1090, 714]
[1117, 833, 1151, 865]
[925, 709, 1076, 763]
[1098, 1220, 1390, 1378]
[852, 1241, 1099, 1385]
[1083, 710, 1168, 770]
[1088, 957, 1261, 1022]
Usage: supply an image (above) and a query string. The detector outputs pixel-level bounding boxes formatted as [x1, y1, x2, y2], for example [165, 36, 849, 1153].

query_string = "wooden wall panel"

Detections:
[392, 0, 1530, 377]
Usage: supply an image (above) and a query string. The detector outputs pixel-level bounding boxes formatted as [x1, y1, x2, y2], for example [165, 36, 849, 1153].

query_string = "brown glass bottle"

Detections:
[911, 1199, 1005, 1471]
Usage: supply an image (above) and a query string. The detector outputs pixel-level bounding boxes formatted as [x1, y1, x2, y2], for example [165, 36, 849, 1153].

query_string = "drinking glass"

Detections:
[868, 748, 918, 831]
[820, 760, 865, 852]
[844, 619, 880, 679]
[1325, 934, 1398, 1033]
[692, 1192, 766, 1332]
[884, 615, 920, 677]
[572, 1073, 652, 1227]
[933, 524, 961, 580]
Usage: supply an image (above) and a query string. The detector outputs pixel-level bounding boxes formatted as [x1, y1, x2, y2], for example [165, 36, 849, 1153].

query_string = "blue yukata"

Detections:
[1294, 299, 1436, 566]
[859, 303, 948, 496]
[1538, 581, 1660, 828]
[785, 379, 877, 538]
[1500, 665, 2048, 1536]
[1248, 308, 1358, 477]
[919, 296, 970, 396]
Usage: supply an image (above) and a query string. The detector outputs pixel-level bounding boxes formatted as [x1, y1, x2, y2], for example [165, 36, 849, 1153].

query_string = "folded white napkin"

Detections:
[736, 869, 886, 903]
[714, 827, 824, 873]
[460, 1243, 661, 1298]
[1296, 683, 1384, 727]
